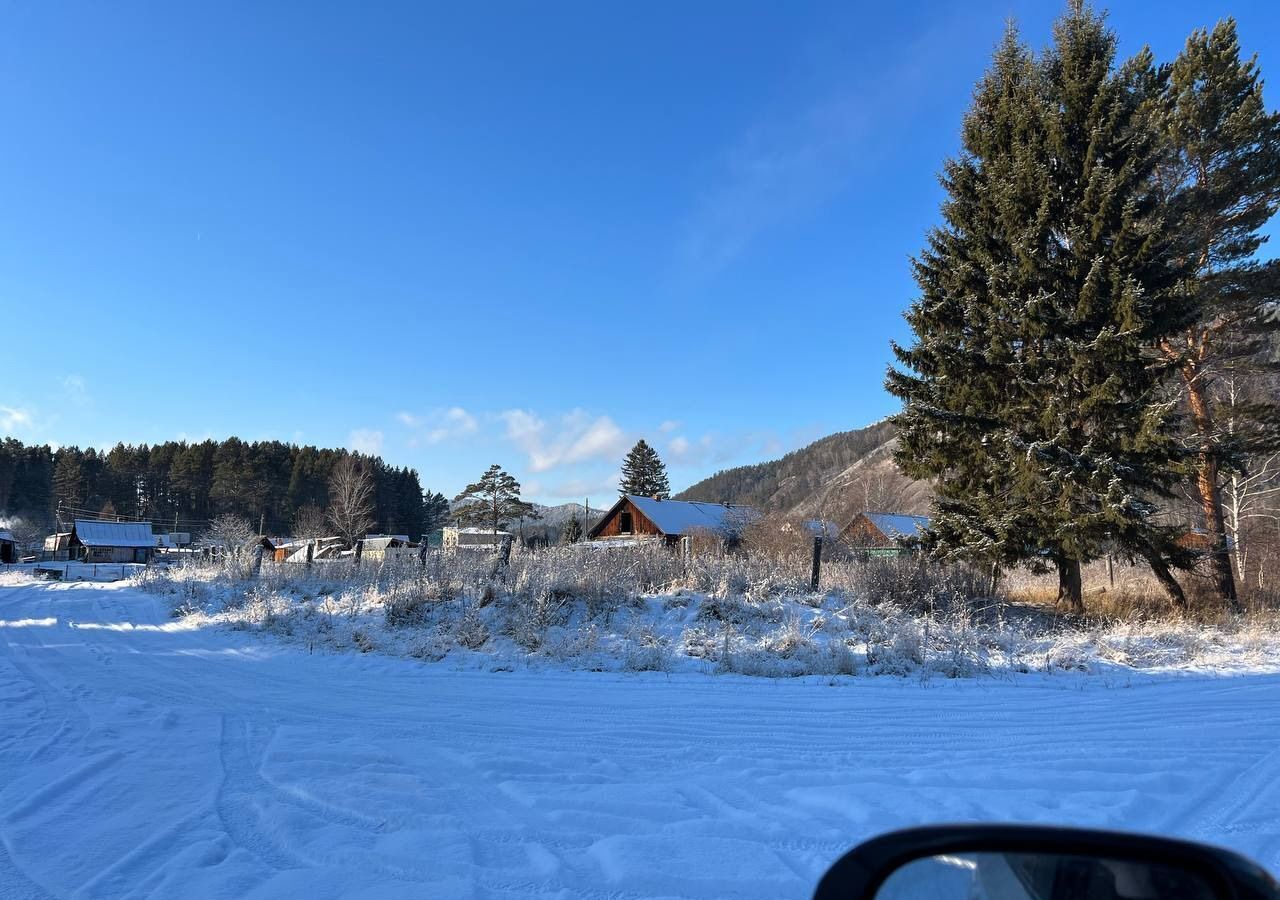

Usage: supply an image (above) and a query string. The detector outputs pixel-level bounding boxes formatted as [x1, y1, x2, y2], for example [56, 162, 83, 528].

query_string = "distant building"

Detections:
[588, 495, 759, 547]
[442, 527, 511, 551]
[357, 535, 417, 561]
[68, 519, 156, 564]
[281, 536, 346, 563]
[0, 530, 15, 564]
[841, 512, 931, 554]
[43, 531, 73, 560]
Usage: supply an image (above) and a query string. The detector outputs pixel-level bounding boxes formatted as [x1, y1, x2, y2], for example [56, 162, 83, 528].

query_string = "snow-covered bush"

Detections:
[153, 545, 1280, 679]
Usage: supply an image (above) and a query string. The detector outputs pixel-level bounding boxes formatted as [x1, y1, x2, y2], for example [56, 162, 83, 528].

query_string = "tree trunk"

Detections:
[1145, 551, 1187, 609]
[1056, 558, 1083, 614]
[1184, 369, 1238, 604]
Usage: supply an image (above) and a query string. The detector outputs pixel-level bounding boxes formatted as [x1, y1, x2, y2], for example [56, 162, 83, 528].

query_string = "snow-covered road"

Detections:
[2, 579, 1279, 899]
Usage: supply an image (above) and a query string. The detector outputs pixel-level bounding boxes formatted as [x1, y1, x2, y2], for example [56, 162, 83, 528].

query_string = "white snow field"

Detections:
[3, 578, 1280, 899]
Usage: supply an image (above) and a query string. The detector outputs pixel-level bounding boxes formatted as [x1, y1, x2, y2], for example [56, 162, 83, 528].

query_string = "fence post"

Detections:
[810, 536, 823, 592]
[418, 540, 428, 568]
[353, 538, 363, 570]
[253, 545, 264, 578]
[305, 540, 314, 570]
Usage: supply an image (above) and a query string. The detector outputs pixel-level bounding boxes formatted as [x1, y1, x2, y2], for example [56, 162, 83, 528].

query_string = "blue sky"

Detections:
[1, 1, 1277, 504]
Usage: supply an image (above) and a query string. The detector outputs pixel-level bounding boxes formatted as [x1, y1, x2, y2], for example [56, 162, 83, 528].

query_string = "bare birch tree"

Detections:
[328, 456, 375, 547]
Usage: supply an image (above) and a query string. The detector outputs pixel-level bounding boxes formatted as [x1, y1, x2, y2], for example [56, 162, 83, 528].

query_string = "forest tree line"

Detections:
[0, 437, 448, 540]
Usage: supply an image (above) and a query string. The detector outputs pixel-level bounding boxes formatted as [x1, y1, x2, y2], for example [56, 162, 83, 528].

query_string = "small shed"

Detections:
[840, 512, 931, 553]
[0, 530, 15, 564]
[588, 495, 759, 547]
[357, 535, 417, 561]
[69, 519, 156, 564]
[44, 531, 73, 560]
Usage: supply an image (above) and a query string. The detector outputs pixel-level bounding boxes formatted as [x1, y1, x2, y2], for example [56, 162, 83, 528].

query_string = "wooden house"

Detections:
[68, 519, 156, 564]
[0, 530, 15, 564]
[588, 495, 759, 547]
[840, 512, 931, 554]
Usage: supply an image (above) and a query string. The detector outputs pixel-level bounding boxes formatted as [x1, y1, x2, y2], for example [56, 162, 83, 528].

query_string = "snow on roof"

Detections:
[622, 495, 759, 537]
[803, 519, 842, 538]
[862, 512, 931, 540]
[450, 528, 512, 535]
[73, 519, 155, 548]
[359, 536, 411, 551]
[0, 530, 14, 543]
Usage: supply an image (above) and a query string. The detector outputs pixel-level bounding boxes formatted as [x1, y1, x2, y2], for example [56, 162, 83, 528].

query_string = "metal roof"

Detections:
[862, 512, 931, 540]
[615, 495, 759, 537]
[0, 530, 14, 543]
[73, 519, 156, 548]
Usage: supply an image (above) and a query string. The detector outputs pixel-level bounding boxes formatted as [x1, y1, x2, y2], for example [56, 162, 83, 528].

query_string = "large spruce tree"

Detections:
[890, 4, 1194, 612]
[1155, 19, 1280, 606]
[618, 440, 670, 498]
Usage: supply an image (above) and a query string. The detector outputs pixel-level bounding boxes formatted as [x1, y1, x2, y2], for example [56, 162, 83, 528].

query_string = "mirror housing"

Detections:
[813, 825, 1279, 900]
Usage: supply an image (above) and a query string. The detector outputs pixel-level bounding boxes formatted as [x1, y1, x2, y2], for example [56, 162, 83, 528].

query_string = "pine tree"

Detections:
[53, 450, 85, 510]
[618, 440, 670, 498]
[422, 490, 451, 535]
[1156, 19, 1280, 606]
[453, 465, 537, 534]
[890, 6, 1194, 612]
[561, 515, 583, 545]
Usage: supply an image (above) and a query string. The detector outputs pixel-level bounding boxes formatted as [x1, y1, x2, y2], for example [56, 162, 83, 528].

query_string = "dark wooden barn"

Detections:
[588, 495, 758, 546]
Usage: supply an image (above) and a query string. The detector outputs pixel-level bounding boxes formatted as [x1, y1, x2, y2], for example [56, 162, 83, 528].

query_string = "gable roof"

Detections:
[73, 519, 155, 548]
[359, 536, 411, 552]
[593, 495, 759, 538]
[0, 530, 13, 543]
[861, 512, 930, 541]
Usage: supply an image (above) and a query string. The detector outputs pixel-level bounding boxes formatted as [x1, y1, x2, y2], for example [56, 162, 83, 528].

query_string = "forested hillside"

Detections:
[675, 420, 929, 523]
[0, 437, 434, 538]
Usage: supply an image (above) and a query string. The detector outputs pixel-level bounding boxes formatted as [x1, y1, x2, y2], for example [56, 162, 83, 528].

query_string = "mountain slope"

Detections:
[675, 421, 930, 525]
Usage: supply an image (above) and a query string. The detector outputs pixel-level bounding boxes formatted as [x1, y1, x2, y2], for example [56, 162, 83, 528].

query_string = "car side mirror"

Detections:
[813, 826, 1280, 900]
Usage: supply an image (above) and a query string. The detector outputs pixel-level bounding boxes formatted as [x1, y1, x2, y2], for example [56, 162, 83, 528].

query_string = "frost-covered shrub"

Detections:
[407, 629, 451, 662]
[829, 555, 989, 613]
[504, 589, 572, 651]
[454, 604, 490, 650]
[681, 625, 721, 660]
[622, 624, 671, 672]
[163, 541, 1280, 679]
[766, 615, 817, 659]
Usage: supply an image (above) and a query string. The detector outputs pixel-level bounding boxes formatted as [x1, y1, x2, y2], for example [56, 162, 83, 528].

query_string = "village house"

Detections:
[442, 527, 511, 551]
[67, 519, 156, 564]
[588, 495, 759, 547]
[0, 529, 16, 564]
[840, 512, 931, 554]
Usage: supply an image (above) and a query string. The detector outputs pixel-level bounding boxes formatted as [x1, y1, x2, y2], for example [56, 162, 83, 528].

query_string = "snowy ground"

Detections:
[3, 578, 1280, 899]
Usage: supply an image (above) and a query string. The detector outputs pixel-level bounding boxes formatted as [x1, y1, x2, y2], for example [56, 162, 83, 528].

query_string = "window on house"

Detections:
[619, 511, 633, 533]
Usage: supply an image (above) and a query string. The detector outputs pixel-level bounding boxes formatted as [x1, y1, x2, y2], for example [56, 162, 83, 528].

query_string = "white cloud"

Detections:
[348, 429, 384, 455]
[500, 408, 630, 473]
[62, 375, 89, 405]
[398, 407, 478, 446]
[0, 406, 33, 433]
[658, 420, 681, 434]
